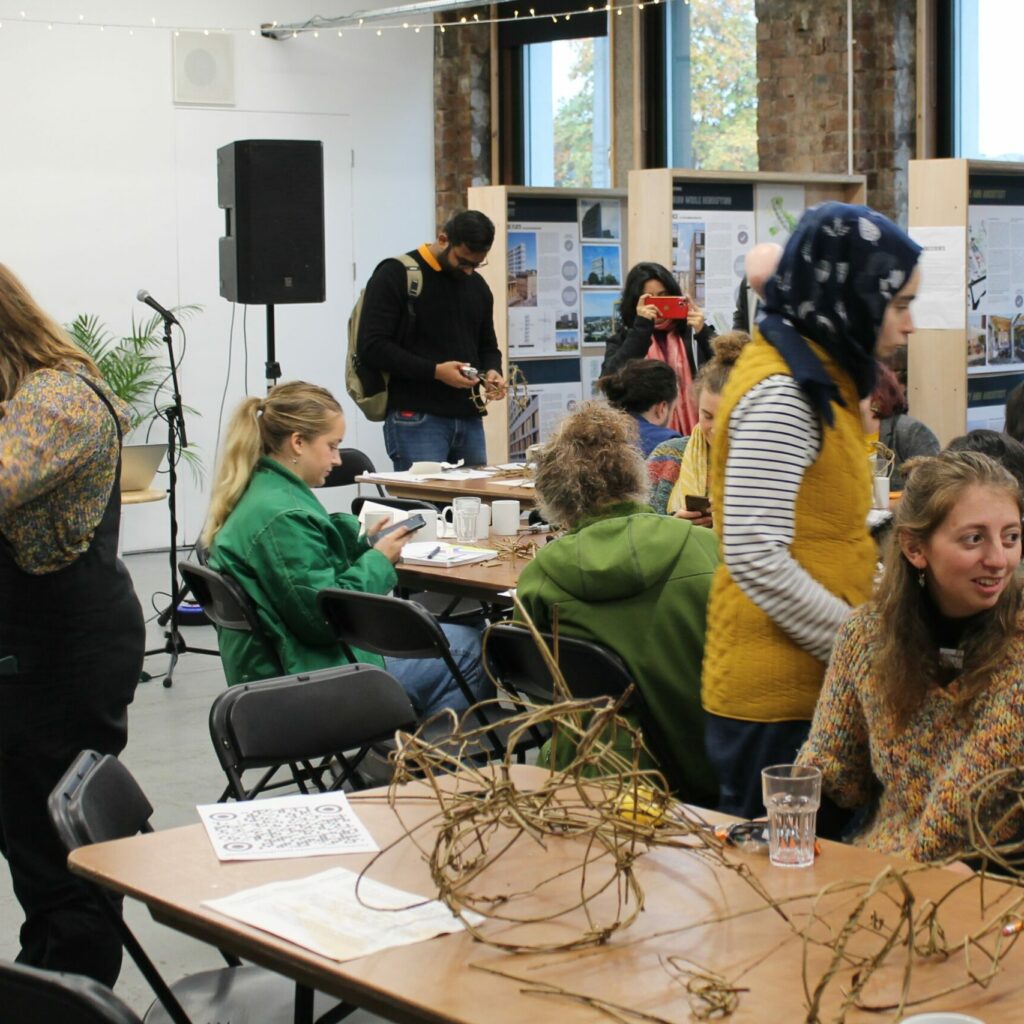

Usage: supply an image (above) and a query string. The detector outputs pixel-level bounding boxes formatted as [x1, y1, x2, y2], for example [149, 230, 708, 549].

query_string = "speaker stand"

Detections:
[265, 304, 281, 389]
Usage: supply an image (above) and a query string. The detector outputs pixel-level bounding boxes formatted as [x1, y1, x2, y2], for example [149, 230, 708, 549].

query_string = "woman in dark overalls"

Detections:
[0, 263, 144, 986]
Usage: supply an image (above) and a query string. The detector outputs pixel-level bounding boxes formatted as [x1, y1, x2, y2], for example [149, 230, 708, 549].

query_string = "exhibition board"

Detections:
[627, 168, 867, 335]
[469, 185, 628, 464]
[908, 158, 1024, 444]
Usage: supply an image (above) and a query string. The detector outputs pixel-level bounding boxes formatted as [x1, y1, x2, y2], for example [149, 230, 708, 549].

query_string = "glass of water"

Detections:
[761, 764, 822, 868]
[450, 496, 481, 543]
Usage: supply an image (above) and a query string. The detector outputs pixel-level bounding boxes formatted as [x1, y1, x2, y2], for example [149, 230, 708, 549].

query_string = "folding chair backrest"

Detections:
[483, 623, 633, 704]
[178, 561, 259, 633]
[318, 588, 449, 660]
[209, 664, 418, 799]
[0, 959, 143, 1024]
[48, 751, 154, 852]
[322, 447, 380, 490]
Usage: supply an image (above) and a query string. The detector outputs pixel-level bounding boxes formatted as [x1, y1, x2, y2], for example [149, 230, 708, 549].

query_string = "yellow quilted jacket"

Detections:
[701, 334, 875, 722]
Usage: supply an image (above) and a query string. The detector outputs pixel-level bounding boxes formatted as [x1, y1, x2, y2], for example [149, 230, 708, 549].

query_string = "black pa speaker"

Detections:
[217, 139, 326, 305]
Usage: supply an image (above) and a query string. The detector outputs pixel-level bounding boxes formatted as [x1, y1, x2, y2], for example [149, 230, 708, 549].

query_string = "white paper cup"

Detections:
[363, 510, 393, 536]
[872, 475, 890, 510]
[476, 504, 491, 540]
[492, 499, 521, 536]
[413, 509, 437, 541]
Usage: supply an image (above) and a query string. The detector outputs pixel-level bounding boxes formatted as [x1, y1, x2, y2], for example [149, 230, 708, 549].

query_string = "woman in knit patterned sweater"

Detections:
[798, 450, 1024, 862]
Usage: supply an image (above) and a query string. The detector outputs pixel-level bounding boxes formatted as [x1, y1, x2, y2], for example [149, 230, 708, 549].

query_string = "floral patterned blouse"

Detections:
[0, 368, 132, 574]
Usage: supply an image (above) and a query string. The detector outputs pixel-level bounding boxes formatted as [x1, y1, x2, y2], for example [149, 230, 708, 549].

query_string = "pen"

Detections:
[425, 546, 442, 560]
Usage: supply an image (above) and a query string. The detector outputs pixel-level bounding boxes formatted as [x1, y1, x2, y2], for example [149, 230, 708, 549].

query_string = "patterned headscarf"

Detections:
[759, 202, 921, 426]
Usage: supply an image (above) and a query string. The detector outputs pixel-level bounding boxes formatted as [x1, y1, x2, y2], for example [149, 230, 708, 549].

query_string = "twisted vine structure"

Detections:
[351, 605, 1024, 1022]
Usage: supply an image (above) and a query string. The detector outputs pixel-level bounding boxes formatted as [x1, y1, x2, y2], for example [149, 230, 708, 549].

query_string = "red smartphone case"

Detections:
[645, 295, 690, 319]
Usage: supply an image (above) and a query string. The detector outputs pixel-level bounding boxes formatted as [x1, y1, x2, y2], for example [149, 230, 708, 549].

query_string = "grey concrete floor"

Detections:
[0, 550, 385, 1021]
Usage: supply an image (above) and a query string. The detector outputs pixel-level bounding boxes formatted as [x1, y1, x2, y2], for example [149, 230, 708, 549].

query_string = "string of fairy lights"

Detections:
[0, 0, 690, 38]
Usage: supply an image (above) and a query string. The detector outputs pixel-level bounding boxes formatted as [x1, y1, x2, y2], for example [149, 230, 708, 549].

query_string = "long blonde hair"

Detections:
[0, 263, 98, 400]
[874, 450, 1024, 730]
[202, 381, 342, 546]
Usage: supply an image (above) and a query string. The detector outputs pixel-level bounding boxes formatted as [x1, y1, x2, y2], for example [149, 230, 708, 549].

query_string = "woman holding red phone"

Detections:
[601, 261, 716, 435]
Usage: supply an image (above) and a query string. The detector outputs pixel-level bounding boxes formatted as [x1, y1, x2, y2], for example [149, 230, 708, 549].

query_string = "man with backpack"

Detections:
[353, 210, 505, 470]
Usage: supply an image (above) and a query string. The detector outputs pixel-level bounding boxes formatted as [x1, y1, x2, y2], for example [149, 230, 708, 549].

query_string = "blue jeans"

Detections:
[385, 623, 492, 719]
[384, 411, 487, 471]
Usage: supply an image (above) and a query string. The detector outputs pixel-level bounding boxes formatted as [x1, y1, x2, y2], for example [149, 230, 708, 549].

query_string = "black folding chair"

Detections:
[322, 447, 384, 494]
[0, 958, 143, 1024]
[483, 623, 688, 795]
[47, 751, 350, 1024]
[209, 664, 418, 800]
[317, 588, 542, 761]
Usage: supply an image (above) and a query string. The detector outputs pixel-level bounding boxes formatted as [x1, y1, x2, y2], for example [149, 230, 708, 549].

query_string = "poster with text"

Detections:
[507, 358, 582, 459]
[672, 182, 754, 334]
[966, 175, 1024, 374]
[507, 195, 581, 359]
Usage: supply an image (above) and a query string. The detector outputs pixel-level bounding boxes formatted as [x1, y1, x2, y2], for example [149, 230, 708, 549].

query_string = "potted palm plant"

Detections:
[67, 307, 203, 481]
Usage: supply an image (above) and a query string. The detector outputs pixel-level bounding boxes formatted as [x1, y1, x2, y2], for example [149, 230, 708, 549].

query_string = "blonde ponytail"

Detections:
[201, 381, 342, 547]
[201, 396, 263, 546]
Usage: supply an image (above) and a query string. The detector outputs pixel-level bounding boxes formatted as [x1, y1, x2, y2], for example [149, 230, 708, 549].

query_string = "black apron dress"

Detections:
[0, 375, 145, 986]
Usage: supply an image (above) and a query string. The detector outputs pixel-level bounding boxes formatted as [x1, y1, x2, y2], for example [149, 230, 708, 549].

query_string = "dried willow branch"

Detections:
[352, 601, 1024, 1021]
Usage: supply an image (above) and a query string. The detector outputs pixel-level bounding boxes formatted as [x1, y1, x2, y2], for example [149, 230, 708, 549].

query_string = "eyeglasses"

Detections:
[454, 255, 488, 270]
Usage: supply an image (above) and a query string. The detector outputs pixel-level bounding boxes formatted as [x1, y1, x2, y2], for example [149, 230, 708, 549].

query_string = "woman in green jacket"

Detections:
[202, 380, 488, 717]
[516, 402, 719, 803]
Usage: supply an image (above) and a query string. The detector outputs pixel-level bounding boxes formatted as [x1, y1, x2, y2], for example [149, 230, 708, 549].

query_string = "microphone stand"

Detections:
[143, 314, 218, 687]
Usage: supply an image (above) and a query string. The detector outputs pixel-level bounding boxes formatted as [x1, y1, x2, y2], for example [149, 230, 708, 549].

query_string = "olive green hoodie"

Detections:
[516, 502, 719, 804]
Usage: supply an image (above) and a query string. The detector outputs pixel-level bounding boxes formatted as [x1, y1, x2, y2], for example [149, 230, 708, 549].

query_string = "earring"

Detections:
[291, 457, 298, 464]
[917, 569, 925, 588]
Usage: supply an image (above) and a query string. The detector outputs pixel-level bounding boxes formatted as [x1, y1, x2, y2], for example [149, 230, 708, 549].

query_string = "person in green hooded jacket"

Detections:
[515, 402, 719, 804]
[202, 380, 489, 718]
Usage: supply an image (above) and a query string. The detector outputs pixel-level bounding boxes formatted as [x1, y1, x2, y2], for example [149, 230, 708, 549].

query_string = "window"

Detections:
[498, 0, 609, 186]
[952, 0, 1024, 159]
[522, 37, 611, 187]
[657, 0, 758, 171]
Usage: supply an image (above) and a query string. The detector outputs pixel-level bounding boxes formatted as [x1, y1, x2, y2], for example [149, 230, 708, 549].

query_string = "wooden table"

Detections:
[356, 473, 537, 508]
[69, 765, 1024, 1024]
[396, 531, 544, 605]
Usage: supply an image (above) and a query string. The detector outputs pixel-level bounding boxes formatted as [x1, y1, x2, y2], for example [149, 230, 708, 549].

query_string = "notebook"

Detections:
[400, 542, 497, 567]
[120, 443, 167, 492]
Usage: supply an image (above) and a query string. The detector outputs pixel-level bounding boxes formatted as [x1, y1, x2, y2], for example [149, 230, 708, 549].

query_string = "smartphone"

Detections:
[684, 494, 711, 514]
[645, 295, 690, 319]
[367, 514, 425, 546]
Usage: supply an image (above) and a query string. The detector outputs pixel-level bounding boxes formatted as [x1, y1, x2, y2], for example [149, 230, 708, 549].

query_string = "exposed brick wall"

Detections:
[754, 0, 916, 223]
[433, 13, 492, 228]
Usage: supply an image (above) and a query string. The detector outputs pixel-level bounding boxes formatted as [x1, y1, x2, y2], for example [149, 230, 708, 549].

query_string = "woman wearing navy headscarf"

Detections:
[700, 203, 921, 820]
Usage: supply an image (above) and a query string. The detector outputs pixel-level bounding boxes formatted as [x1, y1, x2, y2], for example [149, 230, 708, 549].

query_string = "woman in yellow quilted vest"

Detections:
[702, 202, 922, 819]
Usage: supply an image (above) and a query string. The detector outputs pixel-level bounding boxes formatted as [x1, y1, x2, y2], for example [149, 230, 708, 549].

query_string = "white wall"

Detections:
[0, 0, 435, 549]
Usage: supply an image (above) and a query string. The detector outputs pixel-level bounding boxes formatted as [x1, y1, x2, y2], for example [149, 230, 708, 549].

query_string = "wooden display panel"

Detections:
[469, 185, 628, 464]
[908, 159, 1024, 444]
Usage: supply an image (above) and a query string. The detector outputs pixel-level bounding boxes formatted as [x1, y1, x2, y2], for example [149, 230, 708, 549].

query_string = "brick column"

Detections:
[433, 13, 492, 227]
[754, 0, 915, 223]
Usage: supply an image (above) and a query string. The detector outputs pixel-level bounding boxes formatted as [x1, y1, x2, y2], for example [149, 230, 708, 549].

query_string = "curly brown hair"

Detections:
[875, 450, 1024, 731]
[692, 330, 750, 401]
[534, 402, 650, 528]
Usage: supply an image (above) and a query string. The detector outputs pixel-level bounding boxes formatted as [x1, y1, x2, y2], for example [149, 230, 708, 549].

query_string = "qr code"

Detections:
[206, 804, 368, 854]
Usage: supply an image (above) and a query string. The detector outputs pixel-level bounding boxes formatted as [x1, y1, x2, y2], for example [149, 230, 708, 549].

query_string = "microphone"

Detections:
[137, 289, 179, 325]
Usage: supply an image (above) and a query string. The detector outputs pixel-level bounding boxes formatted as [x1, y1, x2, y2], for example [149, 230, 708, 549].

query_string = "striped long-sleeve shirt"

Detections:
[721, 374, 855, 662]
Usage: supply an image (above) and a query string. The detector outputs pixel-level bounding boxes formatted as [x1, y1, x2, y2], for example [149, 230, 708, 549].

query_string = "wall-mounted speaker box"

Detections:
[217, 139, 326, 305]
[173, 31, 235, 106]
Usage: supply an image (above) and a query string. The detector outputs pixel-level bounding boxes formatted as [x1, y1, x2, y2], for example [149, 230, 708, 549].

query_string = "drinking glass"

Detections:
[449, 496, 481, 543]
[761, 764, 821, 868]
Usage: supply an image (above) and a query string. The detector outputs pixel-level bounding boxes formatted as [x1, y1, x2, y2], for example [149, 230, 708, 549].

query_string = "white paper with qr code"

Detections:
[204, 867, 484, 961]
[197, 793, 378, 861]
